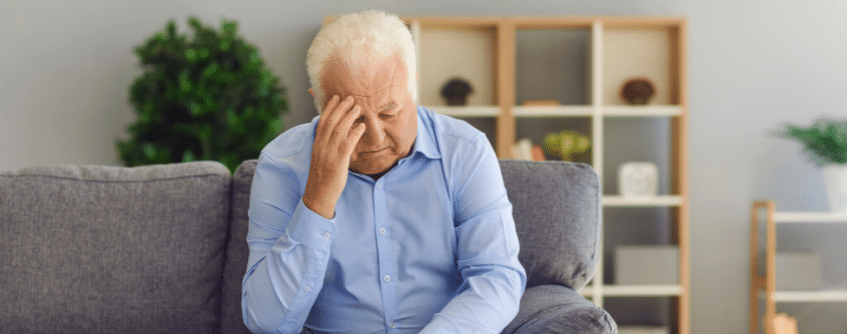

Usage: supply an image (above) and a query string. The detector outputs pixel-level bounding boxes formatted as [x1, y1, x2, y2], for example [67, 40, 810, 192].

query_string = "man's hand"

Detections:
[303, 95, 365, 219]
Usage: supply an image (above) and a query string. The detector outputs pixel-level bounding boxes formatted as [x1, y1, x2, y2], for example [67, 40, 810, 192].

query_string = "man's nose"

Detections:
[360, 117, 385, 146]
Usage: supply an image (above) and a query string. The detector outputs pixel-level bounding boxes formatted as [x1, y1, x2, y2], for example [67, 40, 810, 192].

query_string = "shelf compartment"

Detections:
[426, 105, 500, 117]
[772, 212, 847, 224]
[602, 26, 681, 106]
[515, 28, 591, 106]
[515, 117, 592, 165]
[416, 25, 497, 107]
[603, 195, 683, 207]
[602, 295, 677, 334]
[602, 117, 673, 196]
[603, 208, 675, 286]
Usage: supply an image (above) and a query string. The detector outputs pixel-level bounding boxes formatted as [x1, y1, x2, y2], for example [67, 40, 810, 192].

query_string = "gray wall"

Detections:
[3, 0, 847, 332]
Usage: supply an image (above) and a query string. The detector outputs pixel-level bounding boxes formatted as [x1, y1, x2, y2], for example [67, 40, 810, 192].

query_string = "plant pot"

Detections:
[822, 164, 847, 212]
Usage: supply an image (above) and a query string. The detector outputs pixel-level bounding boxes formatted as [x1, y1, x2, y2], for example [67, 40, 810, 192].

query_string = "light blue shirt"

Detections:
[242, 106, 526, 334]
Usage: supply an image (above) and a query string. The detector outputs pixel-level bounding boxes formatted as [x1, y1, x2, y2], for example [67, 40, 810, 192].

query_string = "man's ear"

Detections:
[309, 88, 314, 97]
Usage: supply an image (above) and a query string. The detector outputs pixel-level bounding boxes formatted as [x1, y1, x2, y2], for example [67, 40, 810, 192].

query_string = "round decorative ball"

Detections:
[620, 77, 656, 105]
[440, 78, 473, 106]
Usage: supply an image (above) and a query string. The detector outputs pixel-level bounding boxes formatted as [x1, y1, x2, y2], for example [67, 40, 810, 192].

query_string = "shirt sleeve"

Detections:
[241, 151, 336, 334]
[420, 133, 528, 334]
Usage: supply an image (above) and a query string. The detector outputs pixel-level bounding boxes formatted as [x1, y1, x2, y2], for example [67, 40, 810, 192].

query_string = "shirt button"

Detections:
[304, 285, 311, 292]
[389, 322, 396, 328]
[375, 183, 382, 189]
[383, 275, 391, 282]
[323, 233, 331, 239]
[379, 228, 386, 235]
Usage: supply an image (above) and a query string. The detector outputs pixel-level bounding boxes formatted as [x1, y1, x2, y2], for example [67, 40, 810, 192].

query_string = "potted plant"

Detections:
[117, 17, 288, 172]
[542, 130, 591, 162]
[777, 118, 847, 211]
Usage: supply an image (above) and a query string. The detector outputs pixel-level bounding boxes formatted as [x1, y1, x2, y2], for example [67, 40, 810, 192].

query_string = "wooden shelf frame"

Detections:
[750, 200, 847, 334]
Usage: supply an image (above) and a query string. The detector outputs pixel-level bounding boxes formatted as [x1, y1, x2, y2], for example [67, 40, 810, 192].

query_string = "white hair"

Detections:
[306, 10, 417, 113]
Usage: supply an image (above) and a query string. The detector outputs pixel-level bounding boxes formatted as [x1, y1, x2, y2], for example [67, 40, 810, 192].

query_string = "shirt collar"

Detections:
[410, 106, 441, 160]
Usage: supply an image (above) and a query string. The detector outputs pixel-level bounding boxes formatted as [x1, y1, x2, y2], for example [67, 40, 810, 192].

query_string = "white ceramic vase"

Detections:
[822, 164, 847, 212]
[618, 162, 659, 197]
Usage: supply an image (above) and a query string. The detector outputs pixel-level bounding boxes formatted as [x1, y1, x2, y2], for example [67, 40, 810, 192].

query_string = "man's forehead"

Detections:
[320, 55, 406, 99]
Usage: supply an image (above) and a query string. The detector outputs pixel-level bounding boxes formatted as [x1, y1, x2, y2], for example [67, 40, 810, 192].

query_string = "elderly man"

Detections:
[242, 10, 526, 333]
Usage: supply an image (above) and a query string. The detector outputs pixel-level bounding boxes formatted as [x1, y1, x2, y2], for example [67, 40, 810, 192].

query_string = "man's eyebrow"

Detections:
[380, 102, 398, 111]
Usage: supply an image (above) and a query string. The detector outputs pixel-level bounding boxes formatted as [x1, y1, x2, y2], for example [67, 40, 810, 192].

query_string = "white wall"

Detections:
[686, 1, 847, 332]
[3, 0, 847, 332]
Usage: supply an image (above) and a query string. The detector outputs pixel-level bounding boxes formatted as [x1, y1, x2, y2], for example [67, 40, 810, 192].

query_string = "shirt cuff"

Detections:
[285, 198, 337, 252]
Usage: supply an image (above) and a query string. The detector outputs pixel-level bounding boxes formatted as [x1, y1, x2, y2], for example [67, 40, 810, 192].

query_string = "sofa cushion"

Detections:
[500, 160, 601, 290]
[0, 162, 231, 333]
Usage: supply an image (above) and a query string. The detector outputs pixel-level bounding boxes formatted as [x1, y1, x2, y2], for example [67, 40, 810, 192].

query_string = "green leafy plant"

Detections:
[543, 130, 591, 161]
[117, 17, 287, 172]
[777, 118, 847, 166]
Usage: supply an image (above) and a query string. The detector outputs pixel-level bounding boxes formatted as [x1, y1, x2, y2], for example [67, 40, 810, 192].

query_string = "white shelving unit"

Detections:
[749, 201, 847, 334]
[402, 16, 689, 333]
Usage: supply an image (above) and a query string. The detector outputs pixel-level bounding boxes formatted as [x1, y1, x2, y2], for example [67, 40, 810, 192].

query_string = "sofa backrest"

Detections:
[0, 162, 232, 334]
[0, 159, 599, 333]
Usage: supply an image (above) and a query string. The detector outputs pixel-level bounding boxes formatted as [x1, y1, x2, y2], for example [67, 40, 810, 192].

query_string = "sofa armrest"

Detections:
[502, 285, 617, 334]
[500, 160, 601, 290]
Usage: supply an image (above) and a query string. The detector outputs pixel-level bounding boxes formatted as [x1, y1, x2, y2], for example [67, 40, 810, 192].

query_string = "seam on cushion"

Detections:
[0, 173, 231, 184]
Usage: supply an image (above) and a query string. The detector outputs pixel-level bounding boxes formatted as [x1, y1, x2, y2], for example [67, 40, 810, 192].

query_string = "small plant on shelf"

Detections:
[543, 130, 591, 161]
[776, 118, 847, 166]
[117, 17, 288, 172]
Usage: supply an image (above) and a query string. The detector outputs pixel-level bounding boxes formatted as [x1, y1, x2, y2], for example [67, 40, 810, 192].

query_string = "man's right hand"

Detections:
[302, 95, 365, 219]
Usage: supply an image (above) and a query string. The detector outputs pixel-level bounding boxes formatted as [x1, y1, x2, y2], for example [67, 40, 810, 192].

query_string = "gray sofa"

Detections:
[0, 159, 616, 333]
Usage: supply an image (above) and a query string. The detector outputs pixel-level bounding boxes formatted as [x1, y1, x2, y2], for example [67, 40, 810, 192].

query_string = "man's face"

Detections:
[319, 55, 417, 176]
